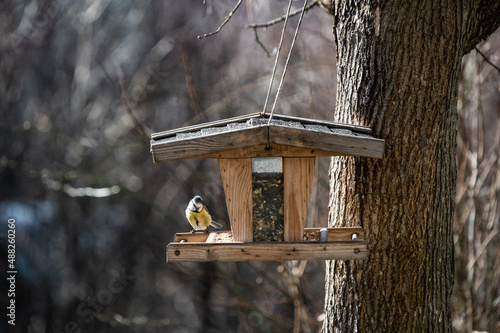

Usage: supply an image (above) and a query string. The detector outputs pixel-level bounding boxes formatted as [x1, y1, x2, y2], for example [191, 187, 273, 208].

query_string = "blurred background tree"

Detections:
[0, 1, 498, 332]
[453, 42, 500, 332]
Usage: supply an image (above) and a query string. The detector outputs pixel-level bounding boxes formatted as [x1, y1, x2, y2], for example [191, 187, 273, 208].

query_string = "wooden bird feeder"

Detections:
[150, 113, 385, 262]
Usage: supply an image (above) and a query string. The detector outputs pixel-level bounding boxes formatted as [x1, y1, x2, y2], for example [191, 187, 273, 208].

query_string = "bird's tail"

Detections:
[211, 220, 222, 229]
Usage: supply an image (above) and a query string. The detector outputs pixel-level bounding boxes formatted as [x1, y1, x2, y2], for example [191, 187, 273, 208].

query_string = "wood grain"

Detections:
[270, 125, 385, 159]
[151, 126, 268, 163]
[283, 157, 316, 241]
[150, 114, 385, 162]
[201, 144, 342, 159]
[218, 158, 253, 242]
[166, 241, 368, 262]
[173, 232, 210, 243]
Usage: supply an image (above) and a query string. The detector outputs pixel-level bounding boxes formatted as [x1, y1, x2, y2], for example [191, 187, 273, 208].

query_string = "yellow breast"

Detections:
[185, 208, 212, 230]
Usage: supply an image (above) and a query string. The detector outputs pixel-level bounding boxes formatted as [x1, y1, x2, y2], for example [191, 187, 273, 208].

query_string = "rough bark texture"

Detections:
[322, 1, 500, 332]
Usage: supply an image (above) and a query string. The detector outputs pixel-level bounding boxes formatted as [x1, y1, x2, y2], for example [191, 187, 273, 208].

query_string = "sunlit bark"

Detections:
[322, 1, 500, 331]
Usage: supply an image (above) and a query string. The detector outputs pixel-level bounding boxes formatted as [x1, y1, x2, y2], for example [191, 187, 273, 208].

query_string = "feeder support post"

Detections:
[283, 157, 316, 242]
[218, 158, 253, 242]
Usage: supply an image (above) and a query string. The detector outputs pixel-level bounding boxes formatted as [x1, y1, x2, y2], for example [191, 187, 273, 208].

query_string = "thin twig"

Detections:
[98, 63, 120, 94]
[268, 0, 310, 124]
[466, 228, 499, 271]
[261, 0, 295, 116]
[99, 64, 150, 144]
[117, 68, 150, 144]
[198, 0, 243, 39]
[252, 27, 271, 57]
[178, 44, 203, 119]
[475, 46, 500, 73]
[246, 0, 317, 29]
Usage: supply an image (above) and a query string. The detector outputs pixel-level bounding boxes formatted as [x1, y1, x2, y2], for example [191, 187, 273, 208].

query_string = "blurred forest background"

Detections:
[0, 1, 499, 332]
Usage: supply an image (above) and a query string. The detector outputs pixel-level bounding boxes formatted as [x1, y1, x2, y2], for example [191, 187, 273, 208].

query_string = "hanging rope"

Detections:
[261, 0, 294, 117]
[196, 0, 312, 124]
[267, 0, 309, 125]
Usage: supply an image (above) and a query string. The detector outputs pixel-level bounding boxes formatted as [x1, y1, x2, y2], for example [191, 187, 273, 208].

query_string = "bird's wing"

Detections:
[185, 209, 197, 226]
[210, 220, 222, 229]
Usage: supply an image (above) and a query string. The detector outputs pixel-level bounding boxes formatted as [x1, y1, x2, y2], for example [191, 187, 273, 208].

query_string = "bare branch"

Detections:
[252, 27, 272, 57]
[99, 64, 150, 144]
[198, 0, 243, 39]
[177, 44, 203, 120]
[475, 46, 500, 73]
[246, 1, 318, 29]
[117, 68, 150, 144]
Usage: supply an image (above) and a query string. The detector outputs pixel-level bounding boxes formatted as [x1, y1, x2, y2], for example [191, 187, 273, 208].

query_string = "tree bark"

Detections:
[322, 1, 500, 332]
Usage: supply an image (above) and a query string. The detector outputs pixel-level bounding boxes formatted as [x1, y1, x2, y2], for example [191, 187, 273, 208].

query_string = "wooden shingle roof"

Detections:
[150, 113, 385, 162]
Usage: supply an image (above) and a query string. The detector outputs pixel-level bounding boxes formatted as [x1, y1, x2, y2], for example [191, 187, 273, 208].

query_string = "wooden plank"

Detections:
[151, 114, 385, 162]
[269, 125, 385, 159]
[166, 241, 368, 262]
[218, 158, 253, 242]
[199, 144, 342, 159]
[173, 232, 210, 243]
[171, 227, 364, 243]
[303, 227, 365, 241]
[173, 231, 236, 243]
[283, 157, 316, 241]
[151, 126, 268, 162]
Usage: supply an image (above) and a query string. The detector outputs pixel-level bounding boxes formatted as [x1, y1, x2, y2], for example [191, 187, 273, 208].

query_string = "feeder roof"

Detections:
[150, 113, 385, 162]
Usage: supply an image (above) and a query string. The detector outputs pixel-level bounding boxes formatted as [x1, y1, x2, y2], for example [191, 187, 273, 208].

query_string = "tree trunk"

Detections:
[321, 1, 500, 332]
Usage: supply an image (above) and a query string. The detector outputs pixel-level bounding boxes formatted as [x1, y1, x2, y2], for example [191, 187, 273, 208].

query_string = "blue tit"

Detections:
[185, 195, 222, 233]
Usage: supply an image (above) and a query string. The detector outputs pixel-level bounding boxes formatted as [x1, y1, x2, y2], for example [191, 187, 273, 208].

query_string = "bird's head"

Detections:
[191, 195, 204, 212]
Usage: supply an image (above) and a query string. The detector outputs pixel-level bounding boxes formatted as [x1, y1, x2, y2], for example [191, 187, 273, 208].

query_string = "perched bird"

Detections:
[185, 195, 222, 233]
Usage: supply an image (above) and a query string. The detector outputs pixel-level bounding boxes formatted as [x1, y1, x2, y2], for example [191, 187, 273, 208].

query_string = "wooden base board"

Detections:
[167, 228, 366, 262]
[167, 241, 367, 262]
[173, 227, 364, 243]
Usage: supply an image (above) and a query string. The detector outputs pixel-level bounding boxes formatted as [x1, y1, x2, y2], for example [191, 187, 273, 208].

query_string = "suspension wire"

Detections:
[261, 0, 294, 117]
[267, 0, 309, 125]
